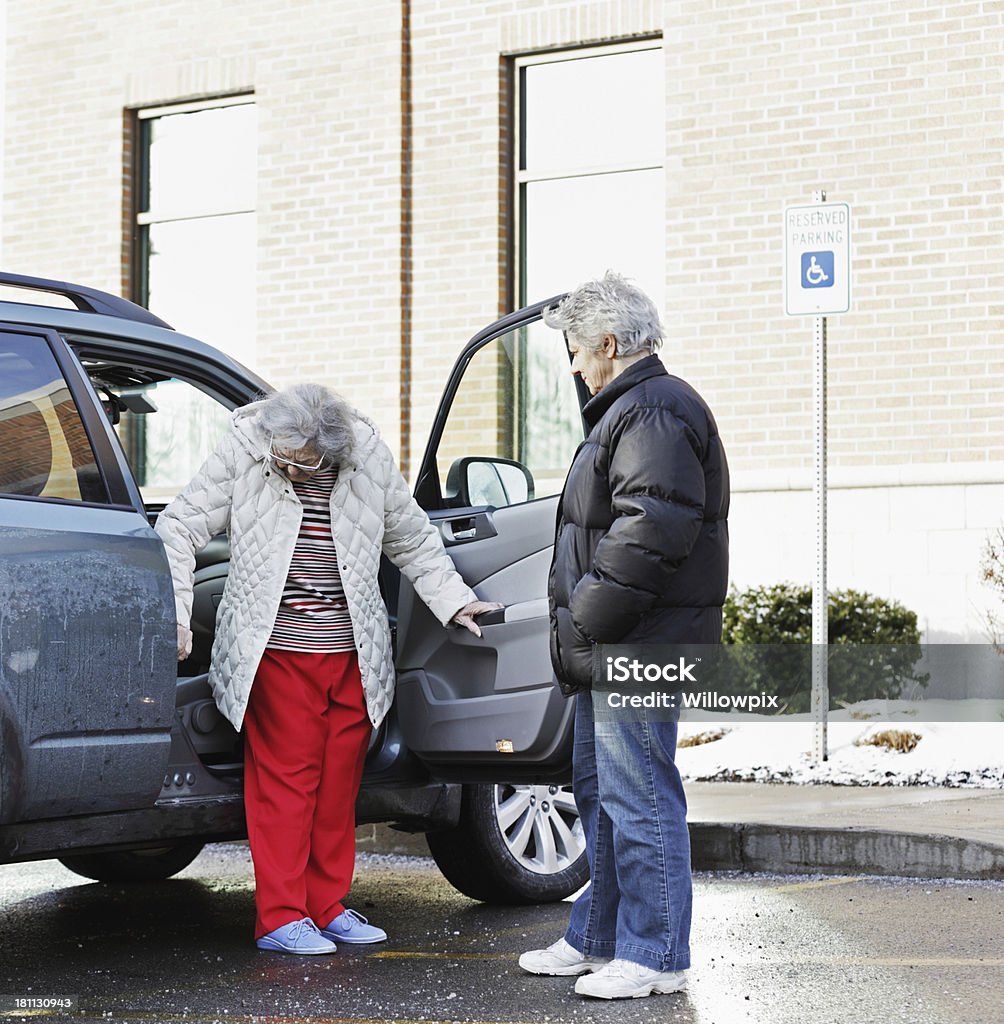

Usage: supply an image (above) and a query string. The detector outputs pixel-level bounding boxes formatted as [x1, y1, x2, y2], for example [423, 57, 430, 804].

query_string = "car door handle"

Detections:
[474, 606, 507, 626]
[439, 511, 498, 545]
[474, 599, 548, 627]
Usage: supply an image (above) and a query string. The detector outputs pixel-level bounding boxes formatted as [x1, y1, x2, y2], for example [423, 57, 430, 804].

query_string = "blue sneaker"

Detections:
[320, 908, 387, 944]
[255, 917, 337, 954]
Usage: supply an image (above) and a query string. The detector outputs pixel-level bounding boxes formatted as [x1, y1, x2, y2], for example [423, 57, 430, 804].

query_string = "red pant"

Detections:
[243, 649, 371, 938]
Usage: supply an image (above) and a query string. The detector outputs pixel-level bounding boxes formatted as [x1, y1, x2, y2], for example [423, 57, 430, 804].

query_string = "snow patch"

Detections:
[677, 699, 1004, 788]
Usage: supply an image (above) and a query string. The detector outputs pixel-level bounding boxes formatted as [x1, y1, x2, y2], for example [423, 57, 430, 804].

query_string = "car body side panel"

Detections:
[0, 499, 176, 821]
[0, 798, 246, 864]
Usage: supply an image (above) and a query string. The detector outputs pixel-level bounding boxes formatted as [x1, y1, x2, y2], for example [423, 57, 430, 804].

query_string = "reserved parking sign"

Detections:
[784, 202, 851, 315]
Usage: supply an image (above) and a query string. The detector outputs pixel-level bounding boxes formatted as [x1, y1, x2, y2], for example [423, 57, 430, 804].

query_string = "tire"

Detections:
[426, 782, 588, 904]
[57, 841, 205, 882]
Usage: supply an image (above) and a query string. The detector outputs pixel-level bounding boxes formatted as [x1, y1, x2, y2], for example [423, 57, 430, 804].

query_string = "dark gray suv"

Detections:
[0, 273, 590, 904]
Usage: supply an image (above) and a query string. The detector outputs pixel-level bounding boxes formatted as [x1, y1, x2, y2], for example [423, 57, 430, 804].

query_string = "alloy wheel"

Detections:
[493, 783, 585, 876]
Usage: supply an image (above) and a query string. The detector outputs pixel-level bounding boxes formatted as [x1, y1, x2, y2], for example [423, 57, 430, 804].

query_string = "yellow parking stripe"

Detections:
[372, 950, 512, 961]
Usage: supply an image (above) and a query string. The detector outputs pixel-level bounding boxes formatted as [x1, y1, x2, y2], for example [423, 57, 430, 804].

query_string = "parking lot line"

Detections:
[372, 950, 513, 961]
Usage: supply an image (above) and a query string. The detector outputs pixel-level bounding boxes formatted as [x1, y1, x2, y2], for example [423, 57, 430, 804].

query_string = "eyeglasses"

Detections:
[267, 435, 328, 472]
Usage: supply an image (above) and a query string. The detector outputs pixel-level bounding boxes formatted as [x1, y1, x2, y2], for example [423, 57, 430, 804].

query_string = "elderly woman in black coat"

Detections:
[519, 272, 729, 1000]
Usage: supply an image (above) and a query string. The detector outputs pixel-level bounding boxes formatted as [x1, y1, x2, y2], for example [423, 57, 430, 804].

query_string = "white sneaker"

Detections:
[574, 958, 688, 999]
[518, 937, 610, 976]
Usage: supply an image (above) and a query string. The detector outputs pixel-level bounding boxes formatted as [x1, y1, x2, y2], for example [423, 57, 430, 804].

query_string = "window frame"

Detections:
[131, 93, 256, 310]
[512, 39, 663, 308]
[413, 300, 590, 513]
[64, 332, 265, 513]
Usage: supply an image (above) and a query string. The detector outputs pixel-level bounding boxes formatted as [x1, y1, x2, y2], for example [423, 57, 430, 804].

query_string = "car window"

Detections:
[434, 321, 583, 507]
[109, 378, 233, 506]
[0, 332, 109, 504]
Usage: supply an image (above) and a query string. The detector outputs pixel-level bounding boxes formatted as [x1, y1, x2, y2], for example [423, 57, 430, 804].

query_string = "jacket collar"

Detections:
[581, 354, 668, 428]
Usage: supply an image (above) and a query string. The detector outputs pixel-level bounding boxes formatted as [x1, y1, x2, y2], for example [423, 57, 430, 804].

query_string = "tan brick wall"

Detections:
[664, 0, 1004, 479]
[401, 0, 1004, 638]
[408, 0, 664, 458]
[435, 341, 510, 489]
[2, 0, 405, 453]
[407, 0, 1004, 484]
[5, 1, 1003, 477]
[4, 3, 1004, 635]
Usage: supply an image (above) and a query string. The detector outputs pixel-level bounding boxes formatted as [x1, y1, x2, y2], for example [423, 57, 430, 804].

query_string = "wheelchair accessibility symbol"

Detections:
[801, 251, 834, 289]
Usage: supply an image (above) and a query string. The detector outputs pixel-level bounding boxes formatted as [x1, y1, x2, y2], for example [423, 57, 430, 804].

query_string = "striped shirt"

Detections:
[266, 465, 356, 653]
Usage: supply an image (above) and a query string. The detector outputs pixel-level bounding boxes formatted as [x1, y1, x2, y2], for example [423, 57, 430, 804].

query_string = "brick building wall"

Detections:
[2, 0, 405, 446]
[406, 0, 1004, 637]
[659, 0, 1004, 638]
[407, 0, 665, 449]
[3, 0, 1003, 637]
[664, 0, 1004, 476]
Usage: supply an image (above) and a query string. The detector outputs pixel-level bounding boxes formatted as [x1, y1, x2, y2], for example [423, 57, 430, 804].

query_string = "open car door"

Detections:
[394, 300, 589, 782]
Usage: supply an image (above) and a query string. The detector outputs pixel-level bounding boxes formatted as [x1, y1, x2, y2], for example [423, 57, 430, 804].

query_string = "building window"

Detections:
[512, 42, 664, 475]
[135, 96, 257, 364]
[515, 42, 664, 305]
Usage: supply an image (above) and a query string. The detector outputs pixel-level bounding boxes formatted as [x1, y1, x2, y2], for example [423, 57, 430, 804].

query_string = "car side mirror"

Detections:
[445, 457, 534, 509]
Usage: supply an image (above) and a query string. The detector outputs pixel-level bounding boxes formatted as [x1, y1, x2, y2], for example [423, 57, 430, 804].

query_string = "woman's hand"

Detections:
[177, 623, 193, 661]
[450, 601, 504, 638]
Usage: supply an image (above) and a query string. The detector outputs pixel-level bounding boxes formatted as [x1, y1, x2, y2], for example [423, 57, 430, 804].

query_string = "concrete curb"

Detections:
[689, 822, 1004, 881]
[357, 823, 1004, 881]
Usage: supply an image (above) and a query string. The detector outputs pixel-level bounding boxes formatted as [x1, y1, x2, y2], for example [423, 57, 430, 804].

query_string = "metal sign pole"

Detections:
[785, 190, 849, 762]
[812, 189, 829, 763]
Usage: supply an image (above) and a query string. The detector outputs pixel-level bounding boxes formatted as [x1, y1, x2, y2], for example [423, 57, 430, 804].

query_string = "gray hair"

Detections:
[543, 270, 664, 355]
[254, 383, 355, 466]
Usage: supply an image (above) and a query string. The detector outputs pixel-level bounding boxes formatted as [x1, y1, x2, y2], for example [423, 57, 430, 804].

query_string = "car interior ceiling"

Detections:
[79, 358, 171, 392]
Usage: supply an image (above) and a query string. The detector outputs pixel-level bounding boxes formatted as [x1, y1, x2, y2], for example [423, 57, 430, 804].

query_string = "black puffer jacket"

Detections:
[549, 355, 730, 695]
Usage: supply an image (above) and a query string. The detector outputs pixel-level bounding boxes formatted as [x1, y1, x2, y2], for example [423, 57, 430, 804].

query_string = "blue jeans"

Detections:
[564, 690, 692, 972]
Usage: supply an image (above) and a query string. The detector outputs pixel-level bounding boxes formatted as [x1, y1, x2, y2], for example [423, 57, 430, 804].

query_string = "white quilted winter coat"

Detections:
[155, 404, 477, 732]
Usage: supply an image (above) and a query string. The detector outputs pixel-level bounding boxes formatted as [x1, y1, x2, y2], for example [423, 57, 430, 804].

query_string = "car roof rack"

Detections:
[0, 271, 173, 329]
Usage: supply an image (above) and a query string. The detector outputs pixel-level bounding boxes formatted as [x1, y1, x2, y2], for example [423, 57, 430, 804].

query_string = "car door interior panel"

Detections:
[428, 498, 558, 584]
[395, 500, 571, 768]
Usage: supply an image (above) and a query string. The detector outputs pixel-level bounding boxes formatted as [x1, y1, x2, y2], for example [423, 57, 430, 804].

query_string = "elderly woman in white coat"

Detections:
[156, 383, 497, 955]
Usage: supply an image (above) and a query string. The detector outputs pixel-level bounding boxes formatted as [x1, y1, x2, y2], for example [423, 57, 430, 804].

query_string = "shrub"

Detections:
[718, 583, 928, 713]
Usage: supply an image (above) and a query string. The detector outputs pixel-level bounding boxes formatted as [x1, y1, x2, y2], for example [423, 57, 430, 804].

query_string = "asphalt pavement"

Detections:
[2, 847, 1003, 1024]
